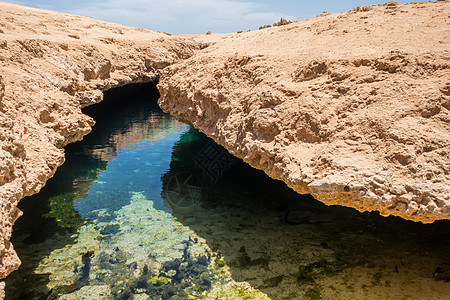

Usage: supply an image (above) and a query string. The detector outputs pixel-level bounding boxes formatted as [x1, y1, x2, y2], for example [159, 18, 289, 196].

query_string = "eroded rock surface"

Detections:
[159, 1, 450, 223]
[0, 1, 197, 282]
[1, 0, 449, 294]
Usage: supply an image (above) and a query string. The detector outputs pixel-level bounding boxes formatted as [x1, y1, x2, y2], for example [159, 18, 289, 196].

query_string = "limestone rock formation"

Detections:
[0, 1, 197, 283]
[158, 1, 450, 223]
[0, 0, 449, 295]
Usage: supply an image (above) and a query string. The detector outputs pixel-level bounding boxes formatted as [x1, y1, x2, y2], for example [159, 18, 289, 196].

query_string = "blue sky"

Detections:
[7, 0, 428, 34]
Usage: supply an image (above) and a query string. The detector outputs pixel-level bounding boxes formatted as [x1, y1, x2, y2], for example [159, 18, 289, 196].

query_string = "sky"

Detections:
[6, 0, 429, 34]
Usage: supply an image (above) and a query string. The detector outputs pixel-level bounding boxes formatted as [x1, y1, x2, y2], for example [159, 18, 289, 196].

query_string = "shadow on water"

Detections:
[5, 82, 166, 299]
[4, 81, 450, 300]
[162, 128, 450, 299]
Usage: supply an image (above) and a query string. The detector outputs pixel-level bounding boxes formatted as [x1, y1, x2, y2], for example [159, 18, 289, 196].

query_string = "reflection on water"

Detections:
[5, 83, 450, 299]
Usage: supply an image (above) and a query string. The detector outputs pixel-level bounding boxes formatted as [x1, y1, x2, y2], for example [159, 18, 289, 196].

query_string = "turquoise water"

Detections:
[5, 83, 450, 299]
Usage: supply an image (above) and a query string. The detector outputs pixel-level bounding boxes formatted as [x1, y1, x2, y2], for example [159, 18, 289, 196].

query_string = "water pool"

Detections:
[5, 83, 450, 299]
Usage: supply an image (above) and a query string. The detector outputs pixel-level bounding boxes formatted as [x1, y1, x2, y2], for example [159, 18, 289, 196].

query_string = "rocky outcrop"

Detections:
[0, 1, 198, 282]
[158, 1, 450, 223]
[1, 0, 449, 293]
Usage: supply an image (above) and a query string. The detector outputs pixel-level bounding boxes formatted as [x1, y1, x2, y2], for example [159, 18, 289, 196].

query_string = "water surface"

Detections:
[5, 83, 450, 300]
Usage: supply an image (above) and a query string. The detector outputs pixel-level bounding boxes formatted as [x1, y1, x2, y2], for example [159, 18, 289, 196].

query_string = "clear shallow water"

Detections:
[5, 83, 450, 300]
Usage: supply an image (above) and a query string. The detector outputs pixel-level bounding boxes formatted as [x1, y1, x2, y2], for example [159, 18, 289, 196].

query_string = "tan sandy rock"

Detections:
[0, 0, 449, 295]
[0, 1, 198, 285]
[158, 1, 450, 223]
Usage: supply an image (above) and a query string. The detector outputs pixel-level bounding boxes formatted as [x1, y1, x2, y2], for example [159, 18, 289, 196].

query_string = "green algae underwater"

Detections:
[5, 83, 450, 300]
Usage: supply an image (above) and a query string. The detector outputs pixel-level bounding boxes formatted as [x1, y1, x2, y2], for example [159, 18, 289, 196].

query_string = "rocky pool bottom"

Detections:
[4, 83, 450, 300]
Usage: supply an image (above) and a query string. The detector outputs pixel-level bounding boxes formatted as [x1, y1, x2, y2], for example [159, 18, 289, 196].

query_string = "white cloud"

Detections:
[67, 0, 296, 34]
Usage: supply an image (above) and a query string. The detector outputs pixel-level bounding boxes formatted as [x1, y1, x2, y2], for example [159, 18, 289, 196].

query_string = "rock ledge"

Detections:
[158, 1, 450, 224]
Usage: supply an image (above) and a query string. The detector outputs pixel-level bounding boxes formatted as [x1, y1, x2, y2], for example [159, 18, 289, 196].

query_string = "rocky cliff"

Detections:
[158, 1, 450, 223]
[0, 1, 197, 284]
[0, 0, 449, 294]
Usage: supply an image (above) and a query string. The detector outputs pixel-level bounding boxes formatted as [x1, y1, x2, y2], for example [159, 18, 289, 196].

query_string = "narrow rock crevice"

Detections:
[0, 1, 449, 293]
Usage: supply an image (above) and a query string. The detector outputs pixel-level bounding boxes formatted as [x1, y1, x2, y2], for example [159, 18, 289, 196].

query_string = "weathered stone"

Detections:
[0, 1, 449, 296]
[158, 1, 450, 224]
